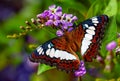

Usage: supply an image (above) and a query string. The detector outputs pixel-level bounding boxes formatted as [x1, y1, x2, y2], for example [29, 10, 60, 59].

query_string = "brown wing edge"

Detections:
[83, 15, 109, 62]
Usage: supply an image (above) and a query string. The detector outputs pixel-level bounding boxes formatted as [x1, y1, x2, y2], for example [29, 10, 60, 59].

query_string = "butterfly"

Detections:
[29, 15, 109, 72]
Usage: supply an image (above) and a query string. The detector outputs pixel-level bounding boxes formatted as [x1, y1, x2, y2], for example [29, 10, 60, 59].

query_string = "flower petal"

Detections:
[49, 4, 56, 10]
[55, 12, 62, 16]
[56, 6, 62, 12]
[106, 41, 117, 51]
[37, 10, 52, 18]
[71, 16, 78, 22]
[53, 20, 60, 26]
[45, 20, 53, 26]
[49, 14, 54, 19]
[67, 22, 73, 26]
[68, 27, 74, 32]
[54, 15, 60, 20]
[37, 14, 43, 18]
[56, 30, 64, 36]
[62, 25, 68, 30]
[44, 10, 51, 16]
[66, 14, 73, 19]
[74, 60, 86, 77]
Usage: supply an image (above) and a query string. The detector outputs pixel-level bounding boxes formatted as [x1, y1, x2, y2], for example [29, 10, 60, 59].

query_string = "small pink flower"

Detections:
[56, 29, 64, 36]
[106, 41, 117, 51]
[36, 4, 78, 37]
[74, 61, 86, 77]
[49, 4, 62, 16]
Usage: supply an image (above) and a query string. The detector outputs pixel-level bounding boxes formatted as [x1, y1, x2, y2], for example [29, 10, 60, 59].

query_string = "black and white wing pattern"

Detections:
[29, 15, 109, 72]
[80, 15, 108, 61]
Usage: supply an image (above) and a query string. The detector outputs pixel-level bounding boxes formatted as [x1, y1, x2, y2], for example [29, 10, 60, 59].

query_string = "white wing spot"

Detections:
[81, 38, 91, 55]
[48, 44, 51, 48]
[89, 26, 95, 30]
[49, 48, 55, 58]
[86, 29, 95, 35]
[66, 54, 76, 60]
[36, 46, 42, 52]
[42, 51, 44, 55]
[54, 50, 76, 60]
[94, 24, 97, 26]
[92, 17, 97, 21]
[54, 50, 61, 58]
[39, 48, 43, 55]
[84, 24, 89, 28]
[59, 51, 66, 60]
[85, 34, 93, 40]
[46, 49, 51, 56]
[92, 20, 99, 23]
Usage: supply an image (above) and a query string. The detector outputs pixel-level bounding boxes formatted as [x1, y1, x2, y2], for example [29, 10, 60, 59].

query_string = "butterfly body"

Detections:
[29, 15, 109, 72]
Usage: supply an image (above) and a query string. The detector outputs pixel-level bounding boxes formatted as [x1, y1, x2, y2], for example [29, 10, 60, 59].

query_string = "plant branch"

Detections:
[69, 73, 81, 81]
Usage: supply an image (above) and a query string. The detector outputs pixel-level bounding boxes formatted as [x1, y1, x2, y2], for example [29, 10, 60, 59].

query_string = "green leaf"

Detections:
[86, 0, 105, 18]
[68, 8, 85, 23]
[104, 0, 117, 17]
[100, 16, 117, 57]
[95, 78, 106, 81]
[37, 64, 55, 75]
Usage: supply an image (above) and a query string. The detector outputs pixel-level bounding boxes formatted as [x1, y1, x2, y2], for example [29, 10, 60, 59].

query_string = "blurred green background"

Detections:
[0, 0, 120, 81]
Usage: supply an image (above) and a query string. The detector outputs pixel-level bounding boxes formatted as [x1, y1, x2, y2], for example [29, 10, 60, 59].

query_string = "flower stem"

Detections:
[79, 77, 82, 81]
[69, 73, 79, 81]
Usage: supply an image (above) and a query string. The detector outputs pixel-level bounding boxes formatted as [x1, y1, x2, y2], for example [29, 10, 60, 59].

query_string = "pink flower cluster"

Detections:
[37, 4, 78, 36]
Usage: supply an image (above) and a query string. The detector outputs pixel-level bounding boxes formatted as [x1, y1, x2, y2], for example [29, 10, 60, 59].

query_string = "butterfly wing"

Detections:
[79, 15, 109, 61]
[29, 15, 109, 72]
[29, 35, 81, 72]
